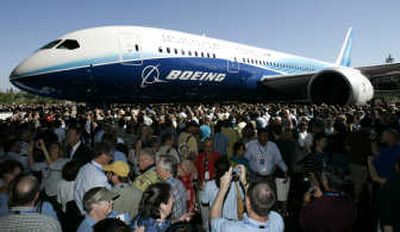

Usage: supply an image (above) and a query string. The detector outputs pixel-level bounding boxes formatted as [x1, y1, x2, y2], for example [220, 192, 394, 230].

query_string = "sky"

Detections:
[1, 0, 400, 91]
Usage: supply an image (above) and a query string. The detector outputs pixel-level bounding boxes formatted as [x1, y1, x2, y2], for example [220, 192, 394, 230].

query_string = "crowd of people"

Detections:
[0, 101, 399, 232]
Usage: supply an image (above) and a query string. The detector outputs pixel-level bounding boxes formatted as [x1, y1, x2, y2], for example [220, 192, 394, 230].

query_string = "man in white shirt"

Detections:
[210, 166, 284, 232]
[244, 128, 288, 178]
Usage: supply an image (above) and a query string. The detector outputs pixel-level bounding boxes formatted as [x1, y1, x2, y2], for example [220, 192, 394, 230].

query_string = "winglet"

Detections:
[336, 27, 353, 67]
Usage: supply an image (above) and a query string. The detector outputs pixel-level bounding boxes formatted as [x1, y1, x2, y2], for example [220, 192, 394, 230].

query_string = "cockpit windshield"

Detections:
[40, 39, 62, 49]
[56, 39, 80, 50]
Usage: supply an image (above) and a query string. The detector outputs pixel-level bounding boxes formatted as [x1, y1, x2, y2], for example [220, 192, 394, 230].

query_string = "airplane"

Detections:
[9, 25, 400, 105]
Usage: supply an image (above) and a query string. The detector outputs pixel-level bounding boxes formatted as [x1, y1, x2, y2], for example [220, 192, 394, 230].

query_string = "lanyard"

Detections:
[204, 153, 209, 171]
[257, 142, 268, 156]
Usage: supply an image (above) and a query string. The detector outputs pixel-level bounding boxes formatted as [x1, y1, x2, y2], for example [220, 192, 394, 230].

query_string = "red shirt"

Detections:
[195, 151, 220, 183]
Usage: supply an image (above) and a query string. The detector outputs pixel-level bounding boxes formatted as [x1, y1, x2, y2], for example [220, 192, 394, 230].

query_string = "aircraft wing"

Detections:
[260, 73, 315, 101]
[356, 62, 400, 92]
[356, 62, 400, 79]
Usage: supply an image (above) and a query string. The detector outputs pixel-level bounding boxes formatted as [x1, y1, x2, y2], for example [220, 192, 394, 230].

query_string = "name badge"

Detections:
[258, 156, 267, 174]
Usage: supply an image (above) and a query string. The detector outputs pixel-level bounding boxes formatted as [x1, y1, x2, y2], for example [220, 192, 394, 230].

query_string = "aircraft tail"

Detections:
[336, 27, 353, 67]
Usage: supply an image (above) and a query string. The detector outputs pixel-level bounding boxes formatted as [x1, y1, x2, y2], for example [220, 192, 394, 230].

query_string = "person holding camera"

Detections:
[200, 158, 245, 232]
[299, 168, 356, 232]
[210, 164, 284, 232]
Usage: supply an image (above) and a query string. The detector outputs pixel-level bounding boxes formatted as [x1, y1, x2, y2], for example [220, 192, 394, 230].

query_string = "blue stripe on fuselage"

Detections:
[12, 57, 287, 102]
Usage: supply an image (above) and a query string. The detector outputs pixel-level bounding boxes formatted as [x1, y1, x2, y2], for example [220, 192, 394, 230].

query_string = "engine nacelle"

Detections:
[308, 67, 374, 105]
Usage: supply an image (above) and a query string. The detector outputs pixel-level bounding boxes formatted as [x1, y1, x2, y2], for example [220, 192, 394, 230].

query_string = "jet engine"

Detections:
[308, 67, 374, 105]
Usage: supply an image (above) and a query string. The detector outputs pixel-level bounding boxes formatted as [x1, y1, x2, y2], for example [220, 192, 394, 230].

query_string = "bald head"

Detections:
[9, 175, 40, 207]
[246, 182, 276, 217]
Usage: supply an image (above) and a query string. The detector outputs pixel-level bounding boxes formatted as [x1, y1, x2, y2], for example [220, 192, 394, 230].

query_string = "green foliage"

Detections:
[0, 91, 64, 104]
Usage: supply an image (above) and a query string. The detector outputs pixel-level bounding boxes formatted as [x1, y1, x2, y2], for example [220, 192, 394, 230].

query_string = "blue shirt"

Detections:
[213, 133, 229, 156]
[35, 201, 59, 221]
[74, 161, 111, 214]
[131, 215, 172, 232]
[165, 177, 187, 219]
[77, 215, 97, 232]
[211, 212, 284, 232]
[0, 192, 9, 216]
[77, 211, 124, 232]
[374, 144, 400, 180]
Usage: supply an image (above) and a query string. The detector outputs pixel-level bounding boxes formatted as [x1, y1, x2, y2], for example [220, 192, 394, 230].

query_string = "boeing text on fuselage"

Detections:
[165, 70, 226, 82]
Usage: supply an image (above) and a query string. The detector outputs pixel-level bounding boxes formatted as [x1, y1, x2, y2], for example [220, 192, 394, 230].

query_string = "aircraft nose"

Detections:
[10, 64, 25, 80]
[10, 55, 39, 81]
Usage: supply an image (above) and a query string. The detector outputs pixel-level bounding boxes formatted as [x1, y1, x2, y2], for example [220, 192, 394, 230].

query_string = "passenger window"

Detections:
[194, 51, 198, 57]
[56, 39, 80, 50]
[174, 48, 178, 54]
[135, 44, 139, 51]
[167, 47, 171, 53]
[188, 51, 192, 56]
[158, 47, 163, 53]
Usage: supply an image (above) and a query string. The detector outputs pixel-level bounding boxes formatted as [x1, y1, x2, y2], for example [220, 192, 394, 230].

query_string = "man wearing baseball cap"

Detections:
[77, 187, 120, 232]
[104, 161, 143, 219]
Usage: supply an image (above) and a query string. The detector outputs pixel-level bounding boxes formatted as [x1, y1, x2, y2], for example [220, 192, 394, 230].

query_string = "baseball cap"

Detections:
[84, 187, 120, 206]
[104, 161, 130, 177]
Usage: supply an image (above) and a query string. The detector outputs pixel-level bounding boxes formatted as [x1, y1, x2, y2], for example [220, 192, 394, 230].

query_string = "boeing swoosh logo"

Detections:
[140, 64, 167, 88]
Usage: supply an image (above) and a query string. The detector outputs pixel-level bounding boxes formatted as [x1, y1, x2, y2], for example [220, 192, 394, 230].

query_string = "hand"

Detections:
[220, 167, 232, 192]
[303, 186, 322, 205]
[36, 139, 46, 151]
[179, 212, 194, 222]
[235, 164, 247, 186]
[283, 172, 289, 184]
[134, 226, 145, 232]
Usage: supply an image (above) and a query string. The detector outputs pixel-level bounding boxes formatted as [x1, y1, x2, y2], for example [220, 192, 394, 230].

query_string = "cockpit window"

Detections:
[40, 39, 62, 49]
[56, 39, 80, 50]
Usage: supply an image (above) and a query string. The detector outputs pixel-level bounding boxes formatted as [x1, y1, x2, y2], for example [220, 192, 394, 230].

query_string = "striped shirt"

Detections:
[165, 177, 187, 219]
[213, 133, 229, 156]
[0, 207, 62, 232]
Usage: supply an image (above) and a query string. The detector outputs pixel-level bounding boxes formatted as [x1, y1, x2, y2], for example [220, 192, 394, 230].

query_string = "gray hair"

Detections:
[157, 155, 178, 177]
